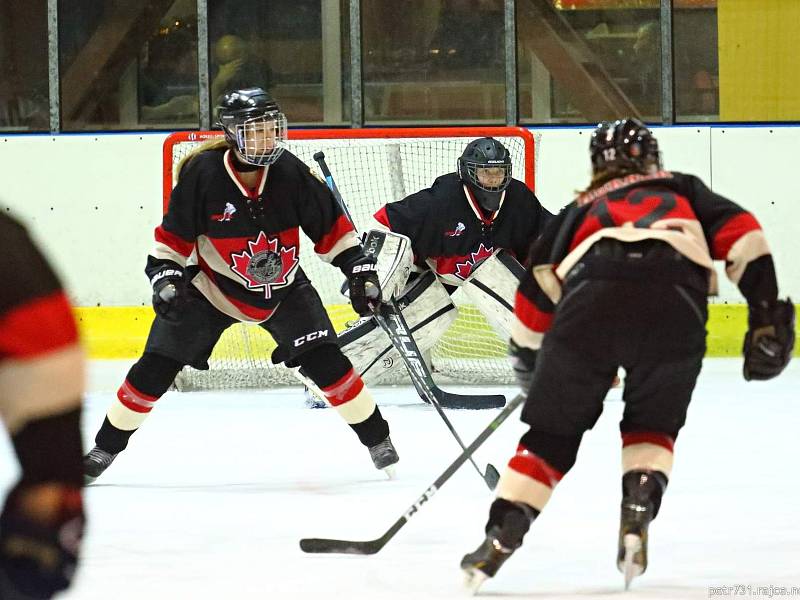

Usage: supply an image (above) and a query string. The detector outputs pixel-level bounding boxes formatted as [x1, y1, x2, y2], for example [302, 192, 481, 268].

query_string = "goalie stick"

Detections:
[374, 299, 501, 489]
[299, 392, 524, 555]
[312, 151, 506, 412]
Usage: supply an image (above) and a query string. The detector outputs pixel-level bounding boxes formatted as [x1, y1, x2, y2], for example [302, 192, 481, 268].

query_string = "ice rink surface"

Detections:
[1, 359, 798, 599]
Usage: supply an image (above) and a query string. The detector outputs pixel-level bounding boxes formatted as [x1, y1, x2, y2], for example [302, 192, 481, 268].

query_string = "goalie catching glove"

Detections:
[338, 249, 382, 316]
[149, 264, 186, 322]
[743, 298, 795, 381]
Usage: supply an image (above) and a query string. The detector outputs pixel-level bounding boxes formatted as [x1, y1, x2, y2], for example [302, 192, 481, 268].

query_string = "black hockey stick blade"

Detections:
[434, 388, 506, 410]
[483, 463, 501, 489]
[299, 393, 524, 555]
[299, 537, 384, 555]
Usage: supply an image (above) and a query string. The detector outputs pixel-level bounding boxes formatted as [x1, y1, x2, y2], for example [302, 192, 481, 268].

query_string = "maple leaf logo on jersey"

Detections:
[230, 232, 299, 299]
[454, 243, 494, 280]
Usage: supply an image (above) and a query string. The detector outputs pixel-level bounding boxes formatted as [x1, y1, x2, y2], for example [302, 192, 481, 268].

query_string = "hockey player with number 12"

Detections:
[84, 87, 399, 483]
[461, 119, 794, 591]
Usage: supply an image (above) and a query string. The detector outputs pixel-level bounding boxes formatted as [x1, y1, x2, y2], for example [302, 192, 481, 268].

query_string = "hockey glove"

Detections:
[342, 253, 382, 316]
[743, 298, 795, 381]
[150, 266, 186, 322]
[0, 483, 84, 599]
[509, 339, 538, 395]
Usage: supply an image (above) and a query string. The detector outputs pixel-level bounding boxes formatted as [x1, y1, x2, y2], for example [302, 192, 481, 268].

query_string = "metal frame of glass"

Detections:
[36, 0, 676, 133]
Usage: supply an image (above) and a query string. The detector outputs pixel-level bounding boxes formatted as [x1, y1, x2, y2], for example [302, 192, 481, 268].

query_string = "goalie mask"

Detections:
[590, 118, 661, 179]
[457, 137, 512, 212]
[216, 87, 288, 166]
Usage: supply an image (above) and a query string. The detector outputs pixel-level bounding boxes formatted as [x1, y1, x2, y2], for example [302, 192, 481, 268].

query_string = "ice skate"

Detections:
[617, 501, 650, 589]
[83, 445, 118, 484]
[461, 527, 518, 594]
[617, 470, 665, 589]
[461, 501, 534, 594]
[368, 436, 399, 478]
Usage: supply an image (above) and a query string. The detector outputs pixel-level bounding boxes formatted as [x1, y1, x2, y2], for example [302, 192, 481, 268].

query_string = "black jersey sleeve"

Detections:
[148, 154, 208, 278]
[677, 173, 778, 305]
[0, 215, 63, 317]
[295, 161, 360, 263]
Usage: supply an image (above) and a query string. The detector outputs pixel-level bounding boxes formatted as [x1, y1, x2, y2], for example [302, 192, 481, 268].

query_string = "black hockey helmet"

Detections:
[216, 87, 287, 166]
[589, 118, 661, 178]
[457, 137, 512, 193]
[457, 137, 512, 211]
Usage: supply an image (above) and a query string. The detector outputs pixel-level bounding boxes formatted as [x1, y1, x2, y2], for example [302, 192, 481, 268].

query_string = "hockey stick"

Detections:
[374, 299, 501, 489]
[299, 392, 524, 555]
[313, 151, 507, 413]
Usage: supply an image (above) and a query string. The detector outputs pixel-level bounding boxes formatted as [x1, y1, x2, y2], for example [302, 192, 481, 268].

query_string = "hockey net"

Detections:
[162, 127, 536, 389]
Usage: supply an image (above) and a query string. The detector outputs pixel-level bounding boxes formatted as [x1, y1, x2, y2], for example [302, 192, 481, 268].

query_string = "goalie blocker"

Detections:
[298, 230, 525, 390]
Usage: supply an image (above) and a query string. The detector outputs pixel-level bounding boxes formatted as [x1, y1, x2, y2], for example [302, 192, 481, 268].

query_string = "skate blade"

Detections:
[620, 533, 644, 590]
[462, 567, 489, 595]
[382, 465, 397, 480]
[84, 474, 98, 486]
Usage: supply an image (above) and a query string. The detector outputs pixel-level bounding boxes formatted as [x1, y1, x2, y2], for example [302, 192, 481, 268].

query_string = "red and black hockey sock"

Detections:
[96, 353, 183, 453]
[297, 344, 389, 447]
[519, 430, 583, 474]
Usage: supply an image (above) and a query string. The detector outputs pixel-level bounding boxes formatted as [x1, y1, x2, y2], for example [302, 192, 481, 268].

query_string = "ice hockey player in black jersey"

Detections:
[316, 137, 553, 391]
[83, 87, 398, 483]
[461, 119, 795, 591]
[374, 136, 552, 287]
[0, 213, 86, 599]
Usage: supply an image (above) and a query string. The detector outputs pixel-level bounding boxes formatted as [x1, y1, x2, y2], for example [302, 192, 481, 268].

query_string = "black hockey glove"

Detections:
[150, 266, 186, 322]
[342, 253, 382, 316]
[509, 338, 538, 395]
[743, 298, 795, 381]
[0, 483, 85, 599]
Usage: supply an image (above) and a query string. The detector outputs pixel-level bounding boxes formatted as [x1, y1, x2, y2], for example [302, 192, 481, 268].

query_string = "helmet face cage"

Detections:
[457, 138, 513, 193]
[462, 160, 512, 193]
[590, 118, 661, 177]
[220, 110, 287, 166]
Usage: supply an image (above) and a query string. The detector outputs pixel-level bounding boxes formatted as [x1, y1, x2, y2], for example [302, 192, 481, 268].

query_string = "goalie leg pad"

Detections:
[338, 271, 457, 384]
[462, 249, 525, 338]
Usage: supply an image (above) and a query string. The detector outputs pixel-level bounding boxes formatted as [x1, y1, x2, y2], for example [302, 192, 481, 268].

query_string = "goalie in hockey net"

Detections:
[314, 137, 554, 393]
[0, 213, 85, 599]
[460, 119, 795, 592]
[83, 87, 399, 483]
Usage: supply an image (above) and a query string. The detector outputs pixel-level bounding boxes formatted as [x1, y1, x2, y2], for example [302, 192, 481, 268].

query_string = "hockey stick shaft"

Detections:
[374, 300, 500, 490]
[299, 392, 524, 554]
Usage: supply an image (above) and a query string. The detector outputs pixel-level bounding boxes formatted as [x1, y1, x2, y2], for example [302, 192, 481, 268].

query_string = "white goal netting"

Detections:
[163, 128, 537, 389]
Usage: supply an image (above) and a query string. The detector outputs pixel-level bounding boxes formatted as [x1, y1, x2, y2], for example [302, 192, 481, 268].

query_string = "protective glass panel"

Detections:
[0, 0, 49, 131]
[674, 5, 719, 122]
[361, 0, 506, 124]
[208, 0, 350, 125]
[58, 0, 198, 131]
[517, 1, 662, 124]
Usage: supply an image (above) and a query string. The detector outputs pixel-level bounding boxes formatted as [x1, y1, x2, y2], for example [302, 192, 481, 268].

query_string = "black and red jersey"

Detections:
[513, 170, 779, 350]
[0, 214, 79, 361]
[373, 173, 553, 285]
[0, 213, 83, 438]
[151, 148, 360, 322]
